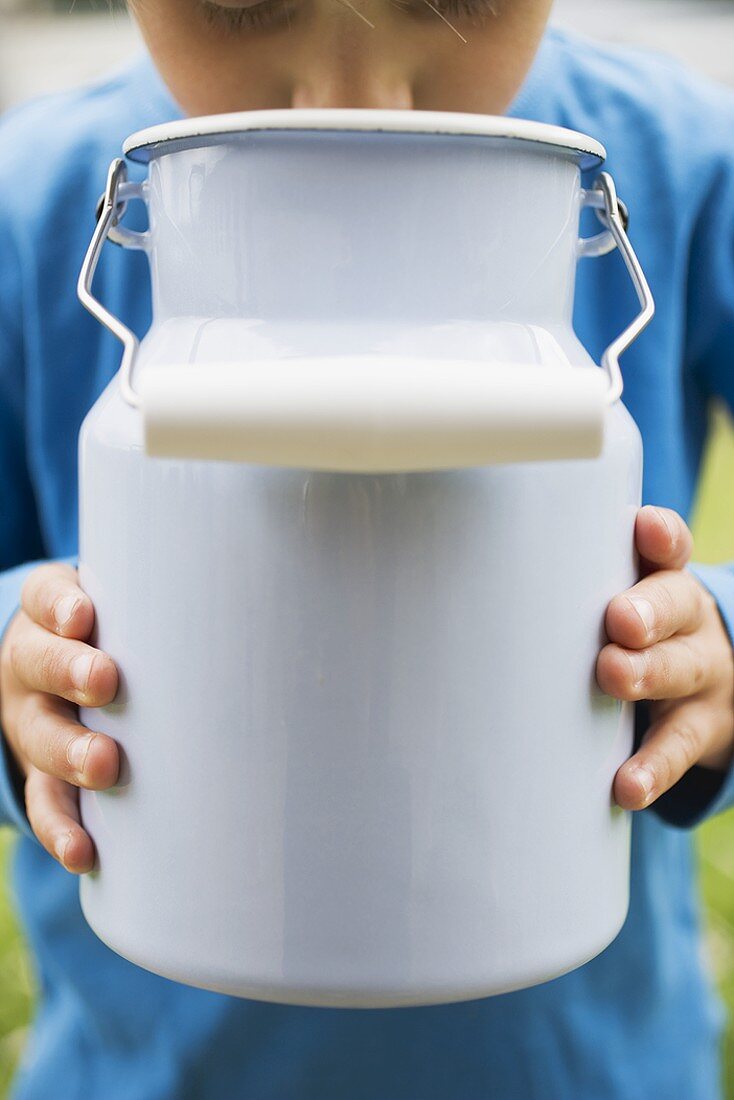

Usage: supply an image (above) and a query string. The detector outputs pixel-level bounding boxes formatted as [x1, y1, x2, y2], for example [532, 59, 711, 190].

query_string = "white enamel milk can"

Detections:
[76, 109, 653, 1008]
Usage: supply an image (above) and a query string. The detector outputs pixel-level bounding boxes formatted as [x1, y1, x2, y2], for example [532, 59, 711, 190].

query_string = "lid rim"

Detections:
[123, 108, 606, 168]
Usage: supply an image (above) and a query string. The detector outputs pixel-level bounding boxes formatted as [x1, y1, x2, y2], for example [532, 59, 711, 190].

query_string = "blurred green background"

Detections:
[0, 409, 733, 1096]
[692, 409, 734, 1095]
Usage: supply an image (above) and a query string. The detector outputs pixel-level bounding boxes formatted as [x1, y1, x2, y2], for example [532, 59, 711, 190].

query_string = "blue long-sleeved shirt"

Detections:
[1, 23, 734, 1100]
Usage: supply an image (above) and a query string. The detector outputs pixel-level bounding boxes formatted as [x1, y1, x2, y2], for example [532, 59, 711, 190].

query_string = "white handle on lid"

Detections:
[140, 358, 607, 471]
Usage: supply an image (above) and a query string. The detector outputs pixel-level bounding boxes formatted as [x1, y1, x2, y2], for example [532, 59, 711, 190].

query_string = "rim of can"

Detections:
[123, 108, 606, 169]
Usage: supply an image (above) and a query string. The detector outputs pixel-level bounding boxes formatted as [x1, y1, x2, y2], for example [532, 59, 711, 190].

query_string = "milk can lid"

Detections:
[123, 108, 606, 170]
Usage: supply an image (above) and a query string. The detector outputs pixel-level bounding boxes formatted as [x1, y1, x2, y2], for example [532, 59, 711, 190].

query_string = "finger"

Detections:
[597, 635, 710, 702]
[605, 569, 705, 649]
[613, 700, 727, 810]
[25, 766, 96, 874]
[635, 506, 693, 573]
[20, 562, 94, 641]
[13, 694, 119, 790]
[8, 616, 118, 707]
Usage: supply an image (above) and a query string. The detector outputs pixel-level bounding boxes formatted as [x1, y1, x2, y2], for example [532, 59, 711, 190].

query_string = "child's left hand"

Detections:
[596, 505, 734, 810]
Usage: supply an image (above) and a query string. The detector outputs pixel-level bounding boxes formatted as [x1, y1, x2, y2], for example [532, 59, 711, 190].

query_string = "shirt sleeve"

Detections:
[0, 194, 57, 840]
[647, 83, 734, 830]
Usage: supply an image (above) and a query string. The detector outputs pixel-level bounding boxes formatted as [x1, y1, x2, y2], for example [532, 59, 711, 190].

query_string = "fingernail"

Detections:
[55, 830, 73, 867]
[628, 597, 656, 638]
[69, 733, 93, 776]
[628, 765, 655, 806]
[653, 506, 674, 538]
[54, 595, 80, 630]
[626, 650, 647, 687]
[70, 653, 94, 693]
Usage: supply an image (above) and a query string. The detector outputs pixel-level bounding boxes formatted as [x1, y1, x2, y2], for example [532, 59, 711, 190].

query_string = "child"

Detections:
[1, 0, 733, 1096]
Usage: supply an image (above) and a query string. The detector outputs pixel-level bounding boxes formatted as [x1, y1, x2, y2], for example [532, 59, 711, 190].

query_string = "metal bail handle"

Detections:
[78, 159, 142, 410]
[78, 160, 655, 470]
[580, 172, 655, 404]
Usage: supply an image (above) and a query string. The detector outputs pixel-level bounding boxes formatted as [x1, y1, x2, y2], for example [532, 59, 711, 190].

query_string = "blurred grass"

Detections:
[0, 832, 34, 1096]
[0, 408, 733, 1096]
[694, 406, 734, 1097]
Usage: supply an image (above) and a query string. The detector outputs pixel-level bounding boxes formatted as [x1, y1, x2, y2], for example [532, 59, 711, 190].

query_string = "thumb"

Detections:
[635, 506, 693, 575]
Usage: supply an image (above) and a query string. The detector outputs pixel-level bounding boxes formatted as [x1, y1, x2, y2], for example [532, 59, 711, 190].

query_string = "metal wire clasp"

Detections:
[77, 158, 142, 409]
[582, 172, 655, 404]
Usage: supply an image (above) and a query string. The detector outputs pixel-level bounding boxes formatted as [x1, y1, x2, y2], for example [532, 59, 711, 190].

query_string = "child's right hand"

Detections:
[0, 562, 119, 874]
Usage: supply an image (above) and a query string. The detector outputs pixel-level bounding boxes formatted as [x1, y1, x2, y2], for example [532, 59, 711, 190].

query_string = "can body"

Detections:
[77, 117, 644, 1006]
